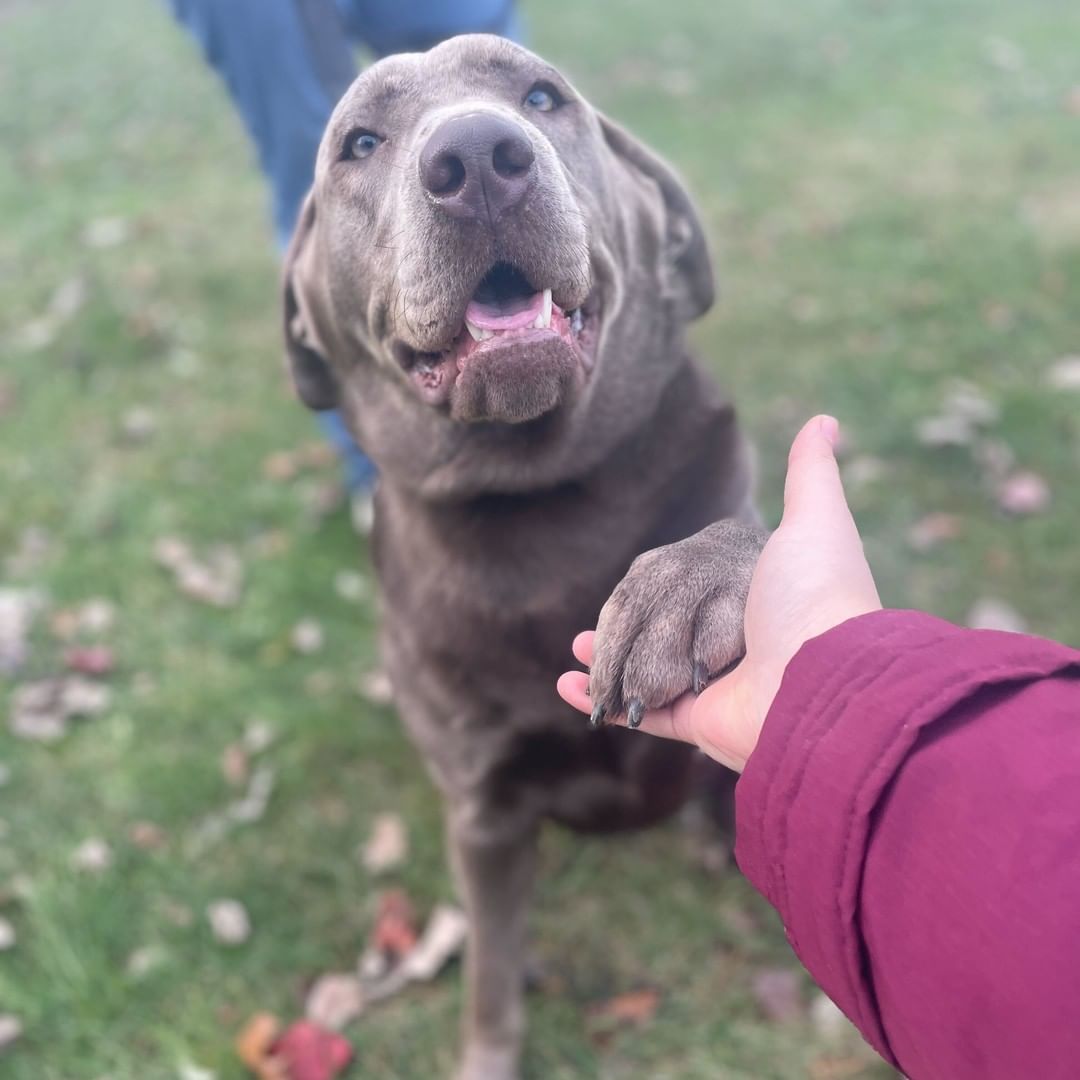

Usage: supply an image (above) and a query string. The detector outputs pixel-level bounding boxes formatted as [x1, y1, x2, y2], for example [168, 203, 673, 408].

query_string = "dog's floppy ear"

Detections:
[598, 113, 715, 322]
[282, 193, 339, 411]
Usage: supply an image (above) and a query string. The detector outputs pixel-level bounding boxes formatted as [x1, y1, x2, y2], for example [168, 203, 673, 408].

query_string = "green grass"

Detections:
[2, 0, 1078, 1076]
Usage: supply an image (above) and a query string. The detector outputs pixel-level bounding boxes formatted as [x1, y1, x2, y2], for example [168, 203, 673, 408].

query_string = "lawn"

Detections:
[1, 0, 1078, 1077]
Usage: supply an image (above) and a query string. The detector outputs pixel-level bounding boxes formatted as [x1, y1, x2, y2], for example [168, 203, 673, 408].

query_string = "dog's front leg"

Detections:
[447, 801, 538, 1080]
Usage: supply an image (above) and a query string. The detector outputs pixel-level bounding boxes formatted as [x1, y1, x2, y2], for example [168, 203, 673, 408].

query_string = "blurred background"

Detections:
[1, 0, 1078, 1077]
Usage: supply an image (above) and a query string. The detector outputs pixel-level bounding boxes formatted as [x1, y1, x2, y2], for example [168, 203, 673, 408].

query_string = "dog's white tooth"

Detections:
[480, 329, 494, 340]
[541, 288, 552, 329]
[465, 320, 484, 342]
[533, 313, 545, 329]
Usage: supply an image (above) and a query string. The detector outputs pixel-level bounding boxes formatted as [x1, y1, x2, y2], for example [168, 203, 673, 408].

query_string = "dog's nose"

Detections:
[419, 112, 535, 224]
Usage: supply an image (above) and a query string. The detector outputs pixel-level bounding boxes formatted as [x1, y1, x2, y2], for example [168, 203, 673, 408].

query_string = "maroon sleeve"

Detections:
[735, 609, 1080, 1080]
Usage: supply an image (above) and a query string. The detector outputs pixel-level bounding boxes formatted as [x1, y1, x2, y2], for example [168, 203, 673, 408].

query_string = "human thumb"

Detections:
[781, 414, 850, 526]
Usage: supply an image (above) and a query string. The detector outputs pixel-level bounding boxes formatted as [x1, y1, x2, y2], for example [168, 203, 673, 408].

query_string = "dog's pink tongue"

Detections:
[465, 292, 543, 330]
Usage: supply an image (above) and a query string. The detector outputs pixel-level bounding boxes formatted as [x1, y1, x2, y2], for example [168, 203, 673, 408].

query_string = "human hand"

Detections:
[557, 415, 882, 772]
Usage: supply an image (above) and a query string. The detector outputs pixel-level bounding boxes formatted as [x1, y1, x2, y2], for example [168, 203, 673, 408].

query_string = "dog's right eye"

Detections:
[344, 130, 384, 160]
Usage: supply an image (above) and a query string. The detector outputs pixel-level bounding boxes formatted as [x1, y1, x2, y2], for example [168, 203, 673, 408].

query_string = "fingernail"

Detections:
[818, 415, 839, 447]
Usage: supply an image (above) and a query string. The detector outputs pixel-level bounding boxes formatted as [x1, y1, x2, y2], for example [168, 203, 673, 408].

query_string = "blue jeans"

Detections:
[170, 0, 520, 492]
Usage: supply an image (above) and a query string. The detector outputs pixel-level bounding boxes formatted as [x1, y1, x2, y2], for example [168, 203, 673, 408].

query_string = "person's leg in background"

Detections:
[336, 0, 521, 55]
[168, 0, 379, 529]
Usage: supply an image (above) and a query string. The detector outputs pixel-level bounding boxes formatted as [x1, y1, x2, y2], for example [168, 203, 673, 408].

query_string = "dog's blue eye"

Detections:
[524, 85, 558, 112]
[348, 131, 383, 159]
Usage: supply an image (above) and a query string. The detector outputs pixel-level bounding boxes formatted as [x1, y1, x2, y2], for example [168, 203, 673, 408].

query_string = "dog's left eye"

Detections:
[523, 83, 561, 112]
[346, 130, 384, 160]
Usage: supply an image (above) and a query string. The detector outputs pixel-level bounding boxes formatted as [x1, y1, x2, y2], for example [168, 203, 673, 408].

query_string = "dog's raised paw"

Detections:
[588, 519, 767, 724]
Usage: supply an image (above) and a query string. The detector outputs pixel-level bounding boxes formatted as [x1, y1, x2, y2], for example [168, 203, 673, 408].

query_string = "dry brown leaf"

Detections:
[221, 742, 250, 788]
[587, 987, 662, 1045]
[907, 513, 964, 553]
[1064, 86, 1080, 116]
[129, 821, 168, 851]
[808, 1055, 874, 1080]
[236, 1013, 286, 1080]
[0, 916, 15, 951]
[360, 813, 408, 875]
[262, 451, 299, 482]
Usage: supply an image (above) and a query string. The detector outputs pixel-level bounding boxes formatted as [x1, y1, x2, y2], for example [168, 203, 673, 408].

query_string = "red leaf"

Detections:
[370, 889, 418, 958]
[270, 1021, 353, 1080]
[64, 645, 115, 676]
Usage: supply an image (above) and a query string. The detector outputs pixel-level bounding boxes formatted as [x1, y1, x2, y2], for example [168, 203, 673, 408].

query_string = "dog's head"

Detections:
[284, 35, 713, 495]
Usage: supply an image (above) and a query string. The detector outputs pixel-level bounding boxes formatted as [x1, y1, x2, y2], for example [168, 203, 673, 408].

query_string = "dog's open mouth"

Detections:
[395, 262, 598, 413]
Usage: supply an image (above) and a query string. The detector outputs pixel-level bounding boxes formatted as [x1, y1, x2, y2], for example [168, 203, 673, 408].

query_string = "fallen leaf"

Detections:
[809, 992, 850, 1040]
[155, 537, 244, 608]
[751, 967, 803, 1022]
[9, 680, 68, 742]
[996, 470, 1051, 515]
[71, 838, 113, 874]
[0, 1015, 23, 1054]
[129, 821, 168, 850]
[82, 216, 131, 248]
[398, 904, 468, 982]
[121, 406, 157, 442]
[229, 765, 275, 825]
[907, 513, 964, 553]
[207, 899, 251, 946]
[839, 455, 885, 490]
[370, 889, 418, 958]
[948, 381, 999, 423]
[0, 589, 44, 676]
[243, 719, 276, 754]
[357, 669, 394, 706]
[1064, 86, 1080, 117]
[982, 301, 1014, 331]
[263, 451, 299, 482]
[587, 987, 661, 1028]
[332, 571, 367, 603]
[967, 598, 1028, 634]
[236, 1013, 285, 1080]
[808, 1055, 875, 1080]
[178, 1063, 216, 1080]
[291, 619, 324, 655]
[64, 645, 115, 676]
[360, 813, 408, 875]
[77, 597, 116, 634]
[0, 916, 15, 951]
[126, 944, 168, 979]
[1044, 355, 1080, 390]
[915, 414, 973, 448]
[270, 1021, 353, 1080]
[305, 973, 365, 1031]
[221, 742, 250, 788]
[60, 676, 111, 716]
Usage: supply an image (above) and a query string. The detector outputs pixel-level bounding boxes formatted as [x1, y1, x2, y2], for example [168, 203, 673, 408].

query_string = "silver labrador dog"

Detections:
[283, 34, 766, 1080]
